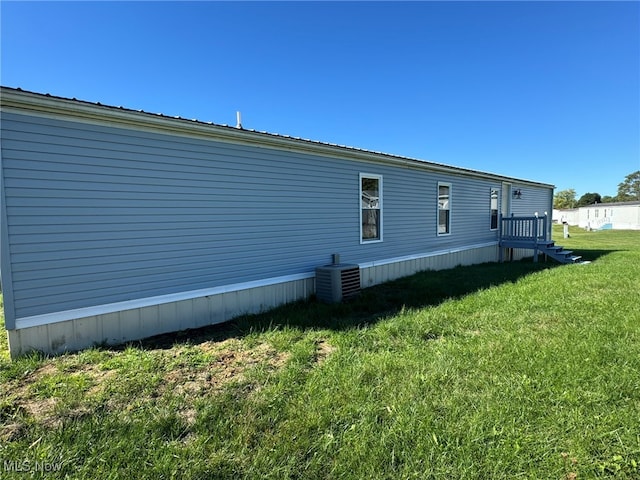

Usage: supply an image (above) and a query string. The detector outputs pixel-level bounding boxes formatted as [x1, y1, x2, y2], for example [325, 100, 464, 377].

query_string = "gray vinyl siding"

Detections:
[2, 112, 351, 319]
[511, 184, 553, 217]
[1, 110, 551, 323]
[510, 184, 554, 238]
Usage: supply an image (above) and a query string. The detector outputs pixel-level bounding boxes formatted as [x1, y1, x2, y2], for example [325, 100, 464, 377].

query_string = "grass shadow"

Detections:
[137, 258, 563, 351]
[567, 249, 620, 262]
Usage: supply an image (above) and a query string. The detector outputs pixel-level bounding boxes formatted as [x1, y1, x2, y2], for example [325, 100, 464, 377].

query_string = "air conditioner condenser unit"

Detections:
[316, 256, 361, 303]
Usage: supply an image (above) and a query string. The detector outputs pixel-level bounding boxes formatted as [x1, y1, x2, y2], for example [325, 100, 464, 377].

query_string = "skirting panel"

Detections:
[500, 247, 536, 262]
[511, 248, 534, 261]
[8, 276, 315, 358]
[360, 244, 500, 287]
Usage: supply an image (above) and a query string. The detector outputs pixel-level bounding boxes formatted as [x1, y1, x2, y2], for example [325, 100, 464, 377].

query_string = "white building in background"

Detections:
[553, 201, 640, 231]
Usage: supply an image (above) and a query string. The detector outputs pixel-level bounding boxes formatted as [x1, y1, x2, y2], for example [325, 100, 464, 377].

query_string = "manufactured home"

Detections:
[1, 87, 555, 357]
[554, 201, 640, 231]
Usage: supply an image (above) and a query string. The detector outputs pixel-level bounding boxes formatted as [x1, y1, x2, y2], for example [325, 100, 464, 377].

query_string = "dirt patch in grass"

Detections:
[1, 338, 297, 436]
[314, 339, 336, 364]
[20, 362, 58, 381]
[1, 422, 26, 442]
[0, 362, 116, 440]
[22, 397, 59, 428]
[161, 339, 291, 424]
[165, 339, 290, 397]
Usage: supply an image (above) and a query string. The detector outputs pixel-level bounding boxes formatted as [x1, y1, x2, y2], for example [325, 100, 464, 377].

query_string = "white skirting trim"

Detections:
[8, 275, 316, 358]
[358, 241, 498, 269]
[14, 272, 315, 330]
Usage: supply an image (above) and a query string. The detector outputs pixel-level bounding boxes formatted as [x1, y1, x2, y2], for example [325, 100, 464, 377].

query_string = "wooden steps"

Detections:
[536, 242, 582, 264]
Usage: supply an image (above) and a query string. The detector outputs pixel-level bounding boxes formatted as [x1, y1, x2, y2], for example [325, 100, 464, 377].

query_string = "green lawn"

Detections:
[1, 226, 639, 479]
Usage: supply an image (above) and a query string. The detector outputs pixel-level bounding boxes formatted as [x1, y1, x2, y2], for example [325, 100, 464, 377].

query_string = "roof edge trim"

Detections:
[0, 87, 555, 188]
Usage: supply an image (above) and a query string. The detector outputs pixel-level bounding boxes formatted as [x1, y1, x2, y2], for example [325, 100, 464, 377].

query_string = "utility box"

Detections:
[315, 260, 361, 303]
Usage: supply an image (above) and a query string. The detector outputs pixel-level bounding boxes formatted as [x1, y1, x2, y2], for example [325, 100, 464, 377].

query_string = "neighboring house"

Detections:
[0, 87, 554, 357]
[553, 201, 640, 231]
[553, 208, 580, 226]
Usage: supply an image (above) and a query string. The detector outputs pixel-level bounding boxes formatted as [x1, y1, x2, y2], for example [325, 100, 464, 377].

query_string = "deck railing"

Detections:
[500, 214, 548, 244]
[499, 214, 549, 262]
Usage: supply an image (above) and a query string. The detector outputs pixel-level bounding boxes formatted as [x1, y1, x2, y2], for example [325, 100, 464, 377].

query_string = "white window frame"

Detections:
[359, 173, 383, 244]
[490, 187, 499, 231]
[437, 182, 452, 236]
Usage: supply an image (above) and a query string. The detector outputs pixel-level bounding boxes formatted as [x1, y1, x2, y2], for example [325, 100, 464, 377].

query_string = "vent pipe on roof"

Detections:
[236, 111, 242, 129]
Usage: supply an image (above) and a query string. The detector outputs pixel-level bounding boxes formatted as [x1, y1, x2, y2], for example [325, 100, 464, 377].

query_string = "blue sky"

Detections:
[2, 1, 639, 198]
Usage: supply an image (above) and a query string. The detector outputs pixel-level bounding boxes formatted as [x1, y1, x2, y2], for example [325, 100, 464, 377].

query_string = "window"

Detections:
[360, 174, 382, 242]
[490, 188, 499, 230]
[438, 182, 451, 235]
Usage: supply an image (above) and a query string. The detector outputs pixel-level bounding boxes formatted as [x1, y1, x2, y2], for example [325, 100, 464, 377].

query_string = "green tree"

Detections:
[616, 170, 640, 201]
[554, 189, 577, 209]
[601, 195, 615, 203]
[577, 192, 602, 207]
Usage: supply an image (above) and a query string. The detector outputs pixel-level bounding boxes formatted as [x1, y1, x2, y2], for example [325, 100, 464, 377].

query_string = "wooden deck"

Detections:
[499, 214, 548, 261]
[499, 214, 581, 264]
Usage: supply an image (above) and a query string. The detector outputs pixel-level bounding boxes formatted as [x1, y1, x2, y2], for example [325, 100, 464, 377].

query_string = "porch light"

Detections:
[513, 189, 522, 199]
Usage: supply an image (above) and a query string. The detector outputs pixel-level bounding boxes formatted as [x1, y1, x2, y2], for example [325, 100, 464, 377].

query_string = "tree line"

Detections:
[554, 170, 640, 209]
